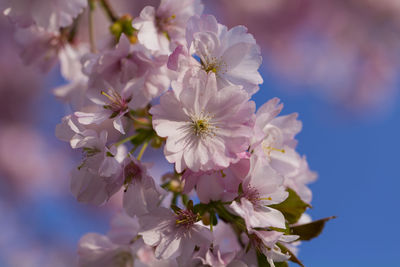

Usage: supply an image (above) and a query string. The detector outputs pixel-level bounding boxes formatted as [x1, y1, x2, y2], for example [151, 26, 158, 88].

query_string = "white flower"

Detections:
[139, 207, 212, 264]
[3, 0, 86, 32]
[133, 0, 204, 54]
[151, 71, 255, 172]
[184, 14, 263, 95]
[77, 213, 142, 267]
[230, 155, 288, 230]
[122, 155, 164, 217]
[251, 98, 317, 204]
[53, 44, 90, 110]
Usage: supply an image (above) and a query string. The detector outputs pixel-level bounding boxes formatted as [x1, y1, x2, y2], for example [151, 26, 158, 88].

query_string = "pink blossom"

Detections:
[122, 155, 164, 217]
[197, 220, 243, 267]
[251, 98, 316, 204]
[81, 36, 170, 123]
[136, 246, 178, 267]
[139, 207, 212, 263]
[14, 26, 64, 72]
[269, 148, 317, 204]
[248, 231, 298, 267]
[77, 212, 142, 266]
[70, 167, 121, 206]
[74, 81, 133, 134]
[133, 0, 204, 54]
[151, 71, 255, 173]
[252, 97, 301, 151]
[53, 44, 90, 110]
[230, 155, 288, 230]
[56, 115, 121, 177]
[77, 36, 170, 134]
[56, 115, 126, 206]
[2, 0, 86, 32]
[183, 156, 249, 203]
[185, 15, 263, 95]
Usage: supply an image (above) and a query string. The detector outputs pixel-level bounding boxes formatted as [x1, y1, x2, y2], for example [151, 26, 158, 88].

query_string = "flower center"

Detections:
[243, 186, 261, 206]
[201, 56, 227, 75]
[175, 209, 197, 229]
[190, 112, 216, 139]
[156, 14, 176, 39]
[243, 186, 272, 207]
[124, 161, 142, 182]
[123, 161, 143, 192]
[261, 126, 285, 156]
[101, 90, 131, 117]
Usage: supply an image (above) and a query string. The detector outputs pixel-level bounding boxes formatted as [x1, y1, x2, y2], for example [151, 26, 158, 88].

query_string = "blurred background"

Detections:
[0, 0, 399, 266]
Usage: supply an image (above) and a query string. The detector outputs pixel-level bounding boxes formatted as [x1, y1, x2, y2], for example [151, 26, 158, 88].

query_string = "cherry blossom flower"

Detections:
[79, 36, 170, 133]
[133, 0, 204, 54]
[74, 81, 134, 134]
[248, 231, 298, 267]
[251, 98, 317, 203]
[82, 36, 170, 101]
[182, 155, 250, 203]
[53, 44, 90, 110]
[197, 220, 244, 267]
[77, 212, 142, 266]
[70, 166, 122, 206]
[122, 155, 164, 217]
[56, 115, 121, 177]
[2, 0, 86, 32]
[14, 26, 65, 72]
[139, 207, 212, 264]
[184, 14, 263, 95]
[151, 71, 255, 172]
[230, 155, 288, 230]
[270, 148, 317, 204]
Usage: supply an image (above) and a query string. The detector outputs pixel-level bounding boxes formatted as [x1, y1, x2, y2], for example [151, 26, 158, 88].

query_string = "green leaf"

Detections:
[290, 216, 336, 241]
[269, 188, 310, 224]
[277, 243, 305, 267]
[256, 251, 269, 267]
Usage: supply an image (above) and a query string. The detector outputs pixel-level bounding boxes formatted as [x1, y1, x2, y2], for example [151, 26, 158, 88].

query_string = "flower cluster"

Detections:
[2, 0, 333, 266]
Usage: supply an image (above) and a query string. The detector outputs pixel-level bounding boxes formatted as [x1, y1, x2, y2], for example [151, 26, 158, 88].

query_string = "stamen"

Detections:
[101, 90, 114, 101]
[123, 161, 142, 192]
[175, 209, 198, 229]
[156, 14, 177, 36]
[190, 112, 216, 139]
[101, 90, 130, 116]
[262, 143, 285, 157]
[258, 197, 272, 201]
[242, 186, 272, 206]
[201, 56, 227, 76]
